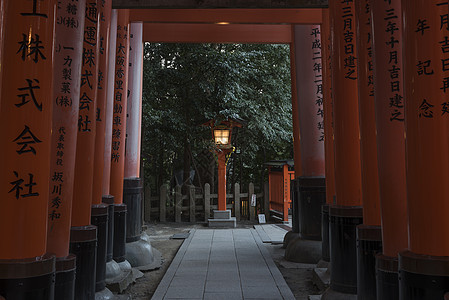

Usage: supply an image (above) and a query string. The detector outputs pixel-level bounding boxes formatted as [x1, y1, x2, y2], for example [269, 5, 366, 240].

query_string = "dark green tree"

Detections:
[142, 43, 293, 194]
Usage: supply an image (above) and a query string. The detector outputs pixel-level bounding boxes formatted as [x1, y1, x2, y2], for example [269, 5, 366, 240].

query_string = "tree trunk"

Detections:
[182, 135, 191, 195]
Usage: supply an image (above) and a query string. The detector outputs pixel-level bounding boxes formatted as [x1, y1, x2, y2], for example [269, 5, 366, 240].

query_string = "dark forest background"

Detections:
[141, 43, 293, 194]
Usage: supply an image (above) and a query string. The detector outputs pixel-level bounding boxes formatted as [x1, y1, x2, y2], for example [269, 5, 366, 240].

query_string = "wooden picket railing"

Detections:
[143, 182, 270, 223]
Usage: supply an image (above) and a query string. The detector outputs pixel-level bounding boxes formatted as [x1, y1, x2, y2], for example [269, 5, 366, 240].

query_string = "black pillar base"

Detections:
[113, 204, 127, 263]
[298, 176, 325, 241]
[356, 225, 382, 300]
[322, 204, 330, 262]
[70, 225, 97, 300]
[282, 231, 300, 249]
[91, 204, 108, 292]
[55, 254, 76, 300]
[0, 253, 55, 300]
[399, 250, 449, 300]
[376, 254, 399, 300]
[123, 177, 143, 243]
[284, 235, 322, 264]
[291, 178, 300, 234]
[329, 205, 363, 295]
[102, 195, 115, 263]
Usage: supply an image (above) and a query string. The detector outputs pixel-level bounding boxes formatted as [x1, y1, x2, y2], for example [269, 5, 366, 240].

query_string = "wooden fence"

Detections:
[143, 182, 270, 223]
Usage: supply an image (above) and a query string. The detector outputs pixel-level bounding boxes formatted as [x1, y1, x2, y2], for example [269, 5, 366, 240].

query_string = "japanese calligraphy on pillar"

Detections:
[9, 1, 52, 202]
[411, 1, 449, 119]
[78, 0, 99, 134]
[92, 0, 112, 205]
[340, 0, 357, 80]
[49, 128, 66, 221]
[49, 0, 85, 228]
[363, 0, 374, 97]
[1, 0, 56, 258]
[111, 22, 129, 164]
[380, 0, 404, 121]
[311, 26, 324, 142]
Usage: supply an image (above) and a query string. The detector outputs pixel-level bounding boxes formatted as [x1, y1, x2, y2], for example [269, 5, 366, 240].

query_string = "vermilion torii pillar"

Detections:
[125, 23, 143, 180]
[102, 8, 121, 283]
[91, 0, 112, 296]
[323, 0, 363, 298]
[123, 22, 156, 269]
[0, 0, 57, 298]
[123, 22, 144, 246]
[284, 25, 303, 247]
[110, 9, 130, 207]
[321, 7, 334, 264]
[285, 24, 326, 264]
[400, 1, 449, 298]
[290, 31, 302, 181]
[371, 0, 408, 298]
[0, 0, 4, 99]
[354, 1, 382, 299]
[70, 0, 100, 298]
[92, 0, 112, 205]
[103, 10, 117, 199]
[47, 0, 86, 299]
[110, 9, 130, 265]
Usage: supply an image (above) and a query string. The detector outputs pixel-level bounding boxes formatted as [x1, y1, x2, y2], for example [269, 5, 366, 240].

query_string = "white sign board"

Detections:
[258, 214, 266, 224]
[251, 194, 256, 207]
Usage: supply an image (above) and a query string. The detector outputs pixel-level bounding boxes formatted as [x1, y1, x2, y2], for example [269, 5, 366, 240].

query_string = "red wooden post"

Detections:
[91, 0, 112, 295]
[0, 0, 57, 297]
[47, 0, 86, 298]
[322, 8, 335, 207]
[102, 9, 117, 197]
[70, 0, 100, 298]
[217, 151, 227, 211]
[125, 23, 143, 179]
[47, 0, 85, 261]
[321, 7, 334, 263]
[355, 0, 382, 297]
[324, 0, 363, 296]
[400, 1, 449, 298]
[293, 24, 326, 240]
[109, 9, 130, 205]
[123, 23, 145, 249]
[92, 0, 112, 206]
[371, 0, 408, 297]
[285, 25, 326, 262]
[72, 0, 100, 227]
[282, 164, 289, 223]
[109, 9, 130, 264]
[289, 26, 302, 180]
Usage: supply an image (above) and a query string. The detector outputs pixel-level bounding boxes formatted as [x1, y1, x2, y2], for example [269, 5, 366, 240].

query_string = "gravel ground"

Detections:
[121, 221, 322, 300]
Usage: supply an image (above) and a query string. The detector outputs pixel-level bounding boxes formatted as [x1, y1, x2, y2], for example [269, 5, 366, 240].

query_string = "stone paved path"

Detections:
[152, 228, 295, 300]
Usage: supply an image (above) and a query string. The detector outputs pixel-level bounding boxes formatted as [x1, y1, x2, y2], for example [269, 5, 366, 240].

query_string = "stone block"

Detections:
[213, 210, 232, 219]
[208, 217, 236, 228]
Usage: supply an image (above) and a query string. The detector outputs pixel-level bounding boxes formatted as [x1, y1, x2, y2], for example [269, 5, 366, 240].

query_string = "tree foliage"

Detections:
[142, 43, 293, 193]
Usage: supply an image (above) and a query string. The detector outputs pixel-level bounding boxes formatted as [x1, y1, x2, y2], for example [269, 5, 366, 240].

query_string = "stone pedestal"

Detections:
[208, 210, 236, 228]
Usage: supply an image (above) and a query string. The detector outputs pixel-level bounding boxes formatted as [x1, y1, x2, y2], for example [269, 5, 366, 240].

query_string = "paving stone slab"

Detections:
[242, 286, 283, 299]
[205, 280, 242, 292]
[203, 292, 243, 300]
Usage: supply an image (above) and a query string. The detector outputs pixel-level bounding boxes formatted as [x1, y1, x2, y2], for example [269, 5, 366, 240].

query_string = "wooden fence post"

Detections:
[264, 181, 270, 221]
[204, 183, 211, 221]
[175, 185, 182, 222]
[234, 183, 241, 221]
[160, 184, 167, 222]
[144, 184, 151, 222]
[189, 185, 195, 222]
[249, 183, 255, 221]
